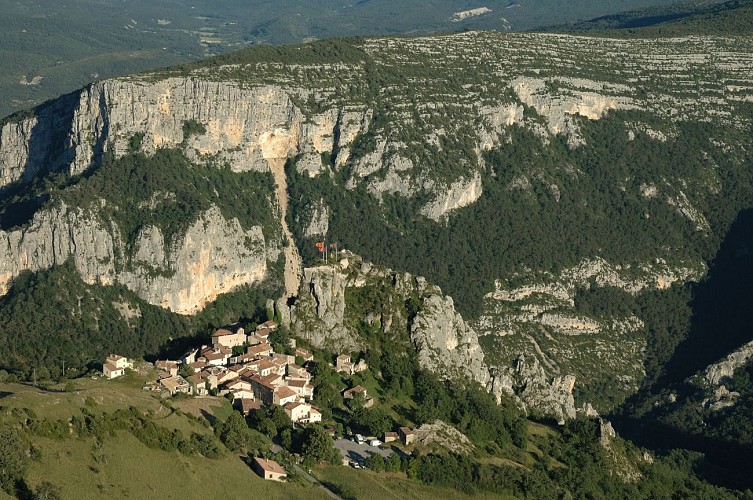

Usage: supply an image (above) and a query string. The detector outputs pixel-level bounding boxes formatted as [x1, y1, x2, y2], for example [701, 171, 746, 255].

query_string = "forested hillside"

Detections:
[546, 0, 753, 35]
[1, 5, 753, 495]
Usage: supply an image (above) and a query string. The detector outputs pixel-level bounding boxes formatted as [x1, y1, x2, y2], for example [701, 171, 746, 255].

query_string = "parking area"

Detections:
[334, 438, 394, 465]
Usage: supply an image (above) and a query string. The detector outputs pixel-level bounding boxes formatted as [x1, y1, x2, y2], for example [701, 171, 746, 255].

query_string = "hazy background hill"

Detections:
[0, 0, 725, 119]
[542, 0, 753, 34]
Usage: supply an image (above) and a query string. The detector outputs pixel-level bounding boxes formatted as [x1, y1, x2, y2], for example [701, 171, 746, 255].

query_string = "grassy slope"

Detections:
[0, 376, 163, 421]
[313, 466, 510, 500]
[2, 375, 527, 499]
[1, 377, 324, 499]
[25, 433, 326, 500]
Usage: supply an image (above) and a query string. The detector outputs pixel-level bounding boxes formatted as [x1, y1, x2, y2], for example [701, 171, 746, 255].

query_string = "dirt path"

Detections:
[268, 158, 303, 298]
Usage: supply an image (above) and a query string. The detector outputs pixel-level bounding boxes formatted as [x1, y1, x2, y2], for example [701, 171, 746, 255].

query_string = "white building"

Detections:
[283, 402, 322, 424]
[212, 328, 246, 349]
[103, 354, 132, 379]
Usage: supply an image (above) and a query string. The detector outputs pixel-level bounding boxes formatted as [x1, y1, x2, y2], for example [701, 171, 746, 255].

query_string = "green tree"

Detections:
[312, 362, 344, 414]
[215, 411, 251, 451]
[346, 392, 367, 413]
[33, 481, 62, 500]
[360, 408, 392, 437]
[267, 405, 293, 434]
[0, 427, 28, 494]
[385, 453, 402, 472]
[301, 425, 339, 465]
[269, 325, 293, 355]
[365, 453, 385, 471]
[280, 428, 293, 449]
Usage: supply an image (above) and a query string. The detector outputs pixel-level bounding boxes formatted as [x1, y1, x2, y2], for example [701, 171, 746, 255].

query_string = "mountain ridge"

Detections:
[1, 29, 752, 422]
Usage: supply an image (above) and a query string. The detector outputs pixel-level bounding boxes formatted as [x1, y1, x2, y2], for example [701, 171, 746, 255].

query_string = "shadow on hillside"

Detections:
[318, 480, 357, 500]
[660, 208, 753, 386]
[200, 408, 218, 426]
[610, 414, 753, 490]
[612, 208, 753, 490]
[0, 90, 105, 232]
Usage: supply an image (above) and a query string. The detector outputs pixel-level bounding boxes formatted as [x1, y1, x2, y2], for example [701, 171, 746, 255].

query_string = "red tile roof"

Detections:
[212, 328, 234, 337]
[254, 457, 285, 475]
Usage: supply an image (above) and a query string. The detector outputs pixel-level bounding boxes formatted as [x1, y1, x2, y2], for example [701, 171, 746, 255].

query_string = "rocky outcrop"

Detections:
[410, 294, 489, 385]
[489, 257, 704, 302]
[286, 253, 490, 385]
[0, 204, 269, 313]
[598, 418, 643, 482]
[474, 256, 703, 414]
[289, 264, 358, 351]
[703, 339, 753, 386]
[420, 172, 483, 221]
[695, 339, 753, 412]
[702, 386, 740, 412]
[414, 420, 475, 454]
[511, 76, 636, 147]
[301, 199, 329, 238]
[491, 354, 576, 424]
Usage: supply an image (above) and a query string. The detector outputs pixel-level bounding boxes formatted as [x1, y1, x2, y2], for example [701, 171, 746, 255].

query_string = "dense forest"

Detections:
[0, 260, 280, 377]
[288, 110, 753, 319]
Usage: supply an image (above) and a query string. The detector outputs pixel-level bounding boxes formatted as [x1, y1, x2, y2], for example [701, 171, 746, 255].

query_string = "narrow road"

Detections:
[270, 443, 342, 499]
[292, 464, 343, 500]
[268, 158, 303, 298]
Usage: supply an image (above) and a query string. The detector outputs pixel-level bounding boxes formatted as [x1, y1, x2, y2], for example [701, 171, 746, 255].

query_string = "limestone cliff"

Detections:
[283, 253, 490, 385]
[410, 294, 489, 385]
[1, 31, 752, 421]
[703, 339, 753, 387]
[490, 354, 576, 424]
[0, 204, 269, 314]
[0, 80, 364, 187]
[476, 257, 705, 413]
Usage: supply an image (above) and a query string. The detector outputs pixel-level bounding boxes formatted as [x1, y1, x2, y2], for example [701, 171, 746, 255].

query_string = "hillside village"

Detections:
[103, 321, 366, 425]
[99, 320, 422, 479]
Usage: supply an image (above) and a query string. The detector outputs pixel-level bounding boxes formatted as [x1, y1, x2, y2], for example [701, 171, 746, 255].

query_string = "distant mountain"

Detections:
[0, 0, 719, 118]
[543, 0, 753, 34]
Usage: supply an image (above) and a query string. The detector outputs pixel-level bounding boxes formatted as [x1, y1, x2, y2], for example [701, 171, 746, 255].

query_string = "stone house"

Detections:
[273, 386, 299, 406]
[283, 402, 322, 424]
[103, 354, 132, 379]
[160, 375, 191, 396]
[211, 328, 246, 349]
[398, 427, 415, 445]
[252, 457, 286, 481]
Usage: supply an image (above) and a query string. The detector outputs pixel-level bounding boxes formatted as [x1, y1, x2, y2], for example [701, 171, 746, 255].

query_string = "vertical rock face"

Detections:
[287, 254, 490, 385]
[0, 204, 269, 314]
[490, 354, 576, 424]
[0, 78, 373, 190]
[0, 202, 117, 296]
[410, 294, 489, 385]
[0, 92, 80, 187]
[301, 199, 329, 238]
[419, 172, 483, 221]
[703, 340, 753, 387]
[118, 207, 269, 314]
[0, 77, 375, 312]
[289, 265, 359, 351]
